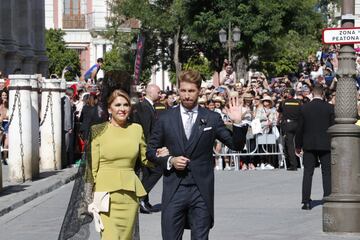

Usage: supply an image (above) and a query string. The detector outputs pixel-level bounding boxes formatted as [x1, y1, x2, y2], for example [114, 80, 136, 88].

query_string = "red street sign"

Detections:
[322, 27, 360, 44]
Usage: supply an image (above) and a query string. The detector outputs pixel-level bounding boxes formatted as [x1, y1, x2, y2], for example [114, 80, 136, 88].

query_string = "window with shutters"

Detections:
[63, 0, 85, 29]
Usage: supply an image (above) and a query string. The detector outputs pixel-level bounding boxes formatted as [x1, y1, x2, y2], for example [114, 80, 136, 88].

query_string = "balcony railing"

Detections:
[86, 12, 108, 31]
[63, 14, 86, 29]
[86, 12, 141, 31]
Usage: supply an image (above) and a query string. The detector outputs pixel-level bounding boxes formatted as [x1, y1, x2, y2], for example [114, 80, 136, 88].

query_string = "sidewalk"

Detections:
[1, 165, 360, 240]
[0, 165, 77, 217]
[139, 169, 360, 240]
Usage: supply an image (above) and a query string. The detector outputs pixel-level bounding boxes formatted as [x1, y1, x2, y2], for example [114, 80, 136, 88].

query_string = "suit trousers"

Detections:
[282, 121, 298, 169]
[141, 165, 163, 201]
[162, 184, 211, 240]
[302, 150, 331, 203]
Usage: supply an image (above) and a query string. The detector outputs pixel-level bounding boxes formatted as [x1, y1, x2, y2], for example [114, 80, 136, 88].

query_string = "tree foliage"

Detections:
[183, 54, 213, 80]
[258, 30, 320, 75]
[187, 0, 324, 76]
[102, 46, 152, 84]
[45, 29, 80, 80]
[107, 0, 326, 78]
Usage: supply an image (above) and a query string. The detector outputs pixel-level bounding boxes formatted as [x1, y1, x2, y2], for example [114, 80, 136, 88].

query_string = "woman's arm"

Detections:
[140, 133, 155, 168]
[91, 136, 100, 184]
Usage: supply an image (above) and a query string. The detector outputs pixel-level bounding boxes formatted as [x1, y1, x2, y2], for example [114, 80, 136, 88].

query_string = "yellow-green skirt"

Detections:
[99, 190, 139, 240]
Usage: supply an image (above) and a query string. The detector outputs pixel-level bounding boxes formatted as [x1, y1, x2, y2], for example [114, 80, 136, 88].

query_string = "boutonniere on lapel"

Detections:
[199, 118, 208, 131]
[200, 118, 207, 126]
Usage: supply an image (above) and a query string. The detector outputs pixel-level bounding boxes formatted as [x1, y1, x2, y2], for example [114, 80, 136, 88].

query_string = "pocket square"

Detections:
[203, 127, 212, 131]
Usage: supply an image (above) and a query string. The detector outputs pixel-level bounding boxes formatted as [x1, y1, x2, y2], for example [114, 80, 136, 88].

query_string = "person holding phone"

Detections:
[220, 65, 236, 86]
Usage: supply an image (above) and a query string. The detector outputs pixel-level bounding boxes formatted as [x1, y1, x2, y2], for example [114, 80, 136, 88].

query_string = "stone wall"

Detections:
[0, 0, 48, 76]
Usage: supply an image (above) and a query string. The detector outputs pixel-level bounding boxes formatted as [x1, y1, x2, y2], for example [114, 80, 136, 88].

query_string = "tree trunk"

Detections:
[174, 26, 181, 88]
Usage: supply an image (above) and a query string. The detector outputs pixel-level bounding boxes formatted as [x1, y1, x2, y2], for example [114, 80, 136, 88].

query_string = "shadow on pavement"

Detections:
[32, 170, 61, 181]
[311, 199, 324, 209]
[0, 185, 30, 197]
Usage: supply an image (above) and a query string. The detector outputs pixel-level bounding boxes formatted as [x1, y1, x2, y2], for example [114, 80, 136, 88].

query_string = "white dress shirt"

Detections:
[180, 104, 199, 131]
[167, 104, 198, 170]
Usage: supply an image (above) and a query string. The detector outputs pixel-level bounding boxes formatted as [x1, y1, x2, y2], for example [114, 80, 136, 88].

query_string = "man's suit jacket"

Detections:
[146, 106, 247, 226]
[295, 99, 335, 151]
[132, 99, 156, 142]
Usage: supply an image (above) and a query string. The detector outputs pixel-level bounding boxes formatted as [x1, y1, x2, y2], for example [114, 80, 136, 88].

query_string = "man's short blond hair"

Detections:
[179, 70, 202, 89]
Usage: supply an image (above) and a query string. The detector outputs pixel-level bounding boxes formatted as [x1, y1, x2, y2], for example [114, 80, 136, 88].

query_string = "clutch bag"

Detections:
[93, 191, 110, 212]
[88, 192, 110, 232]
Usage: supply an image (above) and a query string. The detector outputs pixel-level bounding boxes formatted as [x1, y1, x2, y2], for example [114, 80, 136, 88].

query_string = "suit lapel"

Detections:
[144, 99, 155, 117]
[173, 106, 186, 153]
[185, 107, 207, 155]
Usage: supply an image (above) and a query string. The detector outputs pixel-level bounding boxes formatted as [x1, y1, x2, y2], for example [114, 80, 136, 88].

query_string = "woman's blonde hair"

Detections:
[107, 89, 131, 108]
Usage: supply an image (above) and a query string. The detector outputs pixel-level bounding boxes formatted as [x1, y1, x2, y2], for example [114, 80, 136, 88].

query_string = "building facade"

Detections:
[0, 0, 48, 76]
[45, 0, 172, 89]
[45, 0, 113, 74]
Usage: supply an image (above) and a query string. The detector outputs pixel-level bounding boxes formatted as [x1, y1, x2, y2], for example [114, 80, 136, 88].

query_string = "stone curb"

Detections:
[0, 168, 77, 217]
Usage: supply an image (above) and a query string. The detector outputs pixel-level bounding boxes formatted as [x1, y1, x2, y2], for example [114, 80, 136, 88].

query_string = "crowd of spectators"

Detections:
[1, 44, 360, 170]
[55, 44, 360, 170]
[142, 45, 360, 170]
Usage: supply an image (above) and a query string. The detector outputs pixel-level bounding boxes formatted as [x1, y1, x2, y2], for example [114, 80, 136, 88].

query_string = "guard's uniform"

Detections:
[278, 97, 302, 170]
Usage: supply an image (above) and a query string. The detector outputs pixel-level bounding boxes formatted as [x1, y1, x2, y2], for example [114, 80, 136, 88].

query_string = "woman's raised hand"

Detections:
[156, 147, 169, 157]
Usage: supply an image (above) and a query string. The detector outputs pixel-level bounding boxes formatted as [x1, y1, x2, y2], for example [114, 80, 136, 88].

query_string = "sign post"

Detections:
[323, 27, 360, 44]
[322, 1, 360, 234]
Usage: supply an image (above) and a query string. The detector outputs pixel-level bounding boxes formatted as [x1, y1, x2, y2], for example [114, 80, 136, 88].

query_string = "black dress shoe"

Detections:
[287, 167, 298, 171]
[301, 203, 312, 210]
[139, 200, 152, 214]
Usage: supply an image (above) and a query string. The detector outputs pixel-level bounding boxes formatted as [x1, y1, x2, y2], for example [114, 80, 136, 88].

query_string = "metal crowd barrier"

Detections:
[213, 133, 287, 171]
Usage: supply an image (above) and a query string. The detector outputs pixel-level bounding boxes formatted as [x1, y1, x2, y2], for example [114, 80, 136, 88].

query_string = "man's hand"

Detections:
[225, 96, 244, 124]
[170, 156, 190, 170]
[156, 147, 169, 157]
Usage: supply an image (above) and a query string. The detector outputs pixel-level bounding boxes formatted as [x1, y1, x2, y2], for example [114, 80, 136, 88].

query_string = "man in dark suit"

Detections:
[132, 83, 162, 213]
[61, 87, 75, 168]
[296, 84, 335, 210]
[146, 70, 247, 240]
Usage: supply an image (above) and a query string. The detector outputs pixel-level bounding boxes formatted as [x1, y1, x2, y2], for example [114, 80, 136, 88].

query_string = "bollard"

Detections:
[39, 79, 62, 170]
[60, 79, 66, 98]
[30, 74, 40, 178]
[8, 75, 33, 182]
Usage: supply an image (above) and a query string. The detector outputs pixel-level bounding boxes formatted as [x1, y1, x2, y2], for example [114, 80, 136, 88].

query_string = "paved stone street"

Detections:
[0, 169, 359, 240]
[0, 181, 74, 240]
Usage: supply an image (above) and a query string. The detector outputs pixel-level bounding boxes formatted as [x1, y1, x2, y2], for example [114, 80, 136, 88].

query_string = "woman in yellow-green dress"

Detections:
[90, 89, 163, 239]
[58, 71, 169, 240]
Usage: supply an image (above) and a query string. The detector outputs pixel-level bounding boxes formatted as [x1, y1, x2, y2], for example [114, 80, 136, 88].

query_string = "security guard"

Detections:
[278, 88, 302, 170]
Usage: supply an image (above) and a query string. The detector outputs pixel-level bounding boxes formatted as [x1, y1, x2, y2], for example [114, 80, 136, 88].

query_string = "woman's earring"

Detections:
[108, 112, 112, 121]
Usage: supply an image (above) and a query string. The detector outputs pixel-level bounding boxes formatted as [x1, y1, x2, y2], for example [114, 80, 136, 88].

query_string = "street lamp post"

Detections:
[323, 0, 360, 233]
[219, 22, 241, 63]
